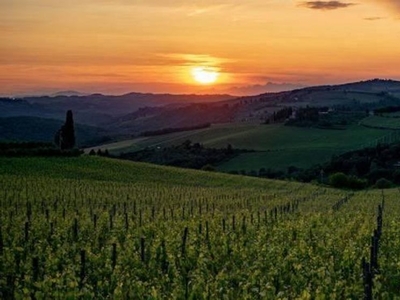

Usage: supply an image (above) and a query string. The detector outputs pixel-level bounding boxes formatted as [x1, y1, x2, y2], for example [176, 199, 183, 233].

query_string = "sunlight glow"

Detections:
[191, 67, 219, 85]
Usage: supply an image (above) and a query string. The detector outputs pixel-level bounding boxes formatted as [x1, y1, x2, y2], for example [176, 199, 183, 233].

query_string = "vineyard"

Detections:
[1, 156, 400, 299]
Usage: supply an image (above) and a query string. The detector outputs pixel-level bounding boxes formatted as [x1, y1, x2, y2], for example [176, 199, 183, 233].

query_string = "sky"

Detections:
[2, 0, 400, 96]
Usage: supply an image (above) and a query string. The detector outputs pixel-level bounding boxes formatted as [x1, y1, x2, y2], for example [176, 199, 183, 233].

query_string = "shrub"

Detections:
[329, 173, 367, 189]
[347, 175, 367, 190]
[329, 172, 348, 188]
[201, 164, 216, 172]
[393, 170, 400, 184]
[374, 178, 393, 189]
[248, 170, 257, 177]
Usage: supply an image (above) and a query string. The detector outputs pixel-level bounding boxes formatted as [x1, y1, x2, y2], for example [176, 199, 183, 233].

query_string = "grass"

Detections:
[0, 156, 293, 189]
[361, 115, 400, 130]
[88, 122, 394, 171]
[218, 124, 395, 171]
[86, 123, 257, 154]
[383, 111, 400, 117]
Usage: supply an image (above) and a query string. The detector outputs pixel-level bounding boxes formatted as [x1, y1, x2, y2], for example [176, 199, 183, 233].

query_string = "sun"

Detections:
[191, 67, 219, 84]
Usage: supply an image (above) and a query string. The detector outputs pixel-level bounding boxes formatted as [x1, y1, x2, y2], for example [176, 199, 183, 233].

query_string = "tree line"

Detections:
[228, 141, 400, 189]
[141, 123, 211, 137]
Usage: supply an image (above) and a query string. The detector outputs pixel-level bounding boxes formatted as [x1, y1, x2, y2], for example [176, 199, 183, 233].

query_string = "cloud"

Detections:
[104, 0, 242, 7]
[300, 1, 356, 10]
[364, 17, 384, 21]
[157, 53, 234, 68]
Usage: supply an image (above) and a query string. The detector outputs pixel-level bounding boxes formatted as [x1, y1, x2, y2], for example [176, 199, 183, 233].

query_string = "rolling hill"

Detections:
[4, 79, 400, 172]
[88, 122, 397, 171]
[82, 79, 400, 172]
[4, 79, 400, 133]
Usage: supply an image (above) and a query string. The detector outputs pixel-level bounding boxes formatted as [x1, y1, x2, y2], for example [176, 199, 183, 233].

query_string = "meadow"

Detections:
[361, 115, 400, 130]
[88, 123, 395, 171]
[1, 156, 399, 298]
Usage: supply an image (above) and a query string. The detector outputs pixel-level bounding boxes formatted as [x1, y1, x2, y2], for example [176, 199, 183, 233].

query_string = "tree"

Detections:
[201, 164, 215, 172]
[55, 110, 76, 150]
[225, 144, 233, 155]
[329, 172, 348, 188]
[182, 140, 192, 150]
[374, 178, 393, 189]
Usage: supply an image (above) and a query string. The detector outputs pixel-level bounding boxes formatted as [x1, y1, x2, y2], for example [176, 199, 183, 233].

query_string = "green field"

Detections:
[88, 122, 395, 171]
[86, 123, 258, 153]
[361, 115, 400, 130]
[383, 111, 400, 117]
[1, 156, 399, 298]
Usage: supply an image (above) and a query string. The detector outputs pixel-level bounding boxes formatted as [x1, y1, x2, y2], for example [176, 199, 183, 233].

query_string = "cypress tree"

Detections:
[55, 110, 76, 150]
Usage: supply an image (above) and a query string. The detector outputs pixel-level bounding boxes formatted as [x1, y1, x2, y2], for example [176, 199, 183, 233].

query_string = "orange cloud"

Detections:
[300, 1, 356, 10]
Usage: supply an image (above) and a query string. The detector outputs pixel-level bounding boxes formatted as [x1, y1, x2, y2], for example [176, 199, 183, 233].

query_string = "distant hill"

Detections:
[1, 93, 235, 127]
[50, 90, 88, 97]
[107, 102, 237, 135]
[221, 78, 400, 123]
[337, 79, 400, 92]
[0, 98, 48, 118]
[0, 116, 109, 147]
[229, 82, 306, 96]
[3, 79, 400, 141]
[239, 78, 400, 102]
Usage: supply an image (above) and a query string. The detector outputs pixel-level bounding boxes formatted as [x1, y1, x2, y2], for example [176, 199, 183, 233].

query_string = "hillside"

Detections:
[4, 79, 400, 127]
[2, 93, 235, 126]
[0, 156, 278, 188]
[107, 103, 237, 135]
[220, 79, 400, 122]
[339, 79, 400, 92]
[3, 79, 400, 142]
[88, 122, 397, 171]
[80, 79, 400, 173]
[4, 79, 400, 171]
[101, 83, 397, 135]
[0, 116, 109, 147]
[1, 156, 399, 298]
[92, 79, 400, 135]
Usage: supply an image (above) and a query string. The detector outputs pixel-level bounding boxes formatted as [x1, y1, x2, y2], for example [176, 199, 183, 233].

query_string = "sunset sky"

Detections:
[2, 0, 400, 96]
